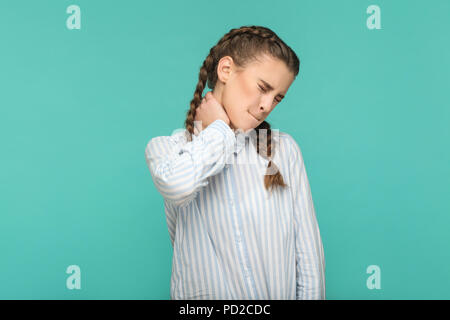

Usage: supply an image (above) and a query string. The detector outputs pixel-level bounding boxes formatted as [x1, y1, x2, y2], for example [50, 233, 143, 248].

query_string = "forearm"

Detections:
[145, 119, 235, 207]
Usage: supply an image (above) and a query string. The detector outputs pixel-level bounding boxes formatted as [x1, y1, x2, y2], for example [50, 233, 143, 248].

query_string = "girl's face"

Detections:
[212, 54, 295, 132]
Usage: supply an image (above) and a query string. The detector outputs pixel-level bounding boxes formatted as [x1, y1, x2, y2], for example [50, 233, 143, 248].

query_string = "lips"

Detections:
[249, 112, 261, 121]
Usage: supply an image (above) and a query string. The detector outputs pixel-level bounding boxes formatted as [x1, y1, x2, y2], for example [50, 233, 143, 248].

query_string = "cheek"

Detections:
[238, 76, 256, 100]
[229, 78, 259, 113]
[223, 76, 257, 115]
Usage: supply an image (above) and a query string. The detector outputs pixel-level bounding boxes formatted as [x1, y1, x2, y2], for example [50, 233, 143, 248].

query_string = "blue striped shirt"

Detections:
[145, 119, 325, 300]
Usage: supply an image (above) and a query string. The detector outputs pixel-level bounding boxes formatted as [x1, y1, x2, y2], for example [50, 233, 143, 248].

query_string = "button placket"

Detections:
[236, 231, 241, 242]
[225, 167, 256, 297]
[226, 162, 258, 296]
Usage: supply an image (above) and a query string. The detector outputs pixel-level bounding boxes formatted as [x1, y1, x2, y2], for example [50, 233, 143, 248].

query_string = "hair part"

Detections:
[184, 25, 300, 192]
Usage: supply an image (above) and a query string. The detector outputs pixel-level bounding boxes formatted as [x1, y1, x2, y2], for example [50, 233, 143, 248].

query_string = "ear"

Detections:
[216, 56, 234, 83]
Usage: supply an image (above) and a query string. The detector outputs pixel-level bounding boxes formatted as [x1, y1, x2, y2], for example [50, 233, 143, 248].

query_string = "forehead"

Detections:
[242, 54, 294, 91]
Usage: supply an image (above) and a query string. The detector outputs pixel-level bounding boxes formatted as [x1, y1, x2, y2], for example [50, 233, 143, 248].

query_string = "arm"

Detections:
[288, 136, 326, 300]
[145, 119, 236, 208]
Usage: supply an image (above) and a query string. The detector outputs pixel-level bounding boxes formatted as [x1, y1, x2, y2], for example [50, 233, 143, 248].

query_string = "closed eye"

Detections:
[258, 85, 282, 103]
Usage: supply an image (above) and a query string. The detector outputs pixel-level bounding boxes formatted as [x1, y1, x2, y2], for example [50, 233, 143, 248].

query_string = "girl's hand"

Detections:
[194, 91, 231, 135]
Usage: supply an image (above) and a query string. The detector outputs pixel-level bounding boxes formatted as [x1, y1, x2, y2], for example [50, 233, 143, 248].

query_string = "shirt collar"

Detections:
[234, 128, 281, 161]
[234, 128, 264, 155]
[234, 130, 250, 155]
[191, 127, 252, 155]
[192, 127, 277, 158]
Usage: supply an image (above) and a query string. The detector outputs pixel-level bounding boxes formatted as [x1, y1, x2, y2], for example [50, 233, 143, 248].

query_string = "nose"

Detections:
[259, 102, 270, 114]
[260, 95, 274, 112]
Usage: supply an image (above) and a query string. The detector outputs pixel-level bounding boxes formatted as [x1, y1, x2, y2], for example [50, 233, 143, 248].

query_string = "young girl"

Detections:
[145, 25, 325, 300]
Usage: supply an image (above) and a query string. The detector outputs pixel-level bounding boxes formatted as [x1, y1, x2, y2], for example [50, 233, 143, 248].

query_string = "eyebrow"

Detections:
[259, 78, 285, 98]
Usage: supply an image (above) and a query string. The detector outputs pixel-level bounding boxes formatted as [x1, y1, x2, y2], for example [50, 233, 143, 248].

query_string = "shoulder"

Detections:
[275, 132, 309, 185]
[276, 131, 304, 163]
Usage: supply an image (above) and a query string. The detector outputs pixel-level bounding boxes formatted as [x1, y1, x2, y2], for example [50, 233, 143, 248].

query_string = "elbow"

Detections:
[150, 167, 201, 208]
[145, 139, 204, 208]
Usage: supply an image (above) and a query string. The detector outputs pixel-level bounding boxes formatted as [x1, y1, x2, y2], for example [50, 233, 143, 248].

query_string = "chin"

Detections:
[232, 123, 256, 132]
[230, 114, 260, 131]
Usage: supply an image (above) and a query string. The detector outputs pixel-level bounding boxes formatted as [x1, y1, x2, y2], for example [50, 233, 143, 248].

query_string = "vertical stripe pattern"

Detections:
[145, 119, 325, 300]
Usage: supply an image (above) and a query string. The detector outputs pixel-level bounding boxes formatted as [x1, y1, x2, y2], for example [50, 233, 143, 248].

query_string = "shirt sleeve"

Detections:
[145, 119, 236, 208]
[288, 136, 326, 300]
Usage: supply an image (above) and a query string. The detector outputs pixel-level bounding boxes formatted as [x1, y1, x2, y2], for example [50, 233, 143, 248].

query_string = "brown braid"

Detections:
[184, 25, 300, 192]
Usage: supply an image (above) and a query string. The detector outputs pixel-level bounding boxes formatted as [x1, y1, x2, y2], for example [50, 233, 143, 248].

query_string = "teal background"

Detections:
[1, 0, 449, 299]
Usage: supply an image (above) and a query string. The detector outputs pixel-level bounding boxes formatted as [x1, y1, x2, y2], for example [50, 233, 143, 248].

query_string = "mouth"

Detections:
[248, 112, 261, 121]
